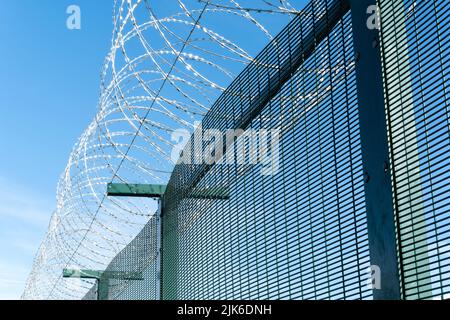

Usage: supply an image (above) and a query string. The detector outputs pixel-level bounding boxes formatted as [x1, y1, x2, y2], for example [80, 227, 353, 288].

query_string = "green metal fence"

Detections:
[380, 0, 450, 300]
[83, 0, 450, 300]
[83, 215, 160, 300]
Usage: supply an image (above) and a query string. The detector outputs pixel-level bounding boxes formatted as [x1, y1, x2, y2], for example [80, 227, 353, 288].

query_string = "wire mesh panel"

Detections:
[83, 215, 160, 300]
[162, 0, 373, 300]
[82, 284, 98, 301]
[379, 0, 450, 300]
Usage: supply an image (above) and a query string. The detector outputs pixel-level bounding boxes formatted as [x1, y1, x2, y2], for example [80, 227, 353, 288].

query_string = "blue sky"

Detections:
[0, 0, 113, 299]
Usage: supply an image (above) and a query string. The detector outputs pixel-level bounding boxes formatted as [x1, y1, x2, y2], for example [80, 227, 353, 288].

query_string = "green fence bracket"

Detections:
[63, 269, 144, 280]
[63, 269, 143, 300]
[107, 183, 229, 200]
[63, 269, 103, 279]
[107, 183, 167, 198]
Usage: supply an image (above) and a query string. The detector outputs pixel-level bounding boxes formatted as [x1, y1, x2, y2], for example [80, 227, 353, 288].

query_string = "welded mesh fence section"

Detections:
[83, 215, 160, 300]
[83, 284, 97, 301]
[162, 0, 373, 300]
[380, 0, 450, 300]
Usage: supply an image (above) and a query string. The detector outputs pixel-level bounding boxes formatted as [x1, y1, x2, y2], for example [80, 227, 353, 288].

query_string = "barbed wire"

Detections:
[21, 0, 310, 300]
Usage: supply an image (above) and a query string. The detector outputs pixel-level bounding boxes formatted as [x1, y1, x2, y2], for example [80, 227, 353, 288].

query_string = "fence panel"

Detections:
[380, 0, 450, 300]
[83, 215, 160, 300]
[162, 0, 373, 300]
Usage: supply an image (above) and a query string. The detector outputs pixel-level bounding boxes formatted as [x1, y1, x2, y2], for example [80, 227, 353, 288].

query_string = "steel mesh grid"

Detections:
[83, 215, 159, 300]
[82, 283, 98, 301]
[162, 0, 373, 300]
[380, 0, 450, 300]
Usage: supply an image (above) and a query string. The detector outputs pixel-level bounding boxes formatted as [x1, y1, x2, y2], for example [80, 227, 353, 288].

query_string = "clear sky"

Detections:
[0, 0, 113, 299]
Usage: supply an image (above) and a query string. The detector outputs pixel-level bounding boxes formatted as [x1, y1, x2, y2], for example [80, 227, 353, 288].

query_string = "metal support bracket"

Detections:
[63, 268, 143, 300]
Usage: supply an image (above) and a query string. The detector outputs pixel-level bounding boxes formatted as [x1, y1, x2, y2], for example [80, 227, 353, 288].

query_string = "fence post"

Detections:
[97, 278, 110, 301]
[348, 0, 401, 300]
